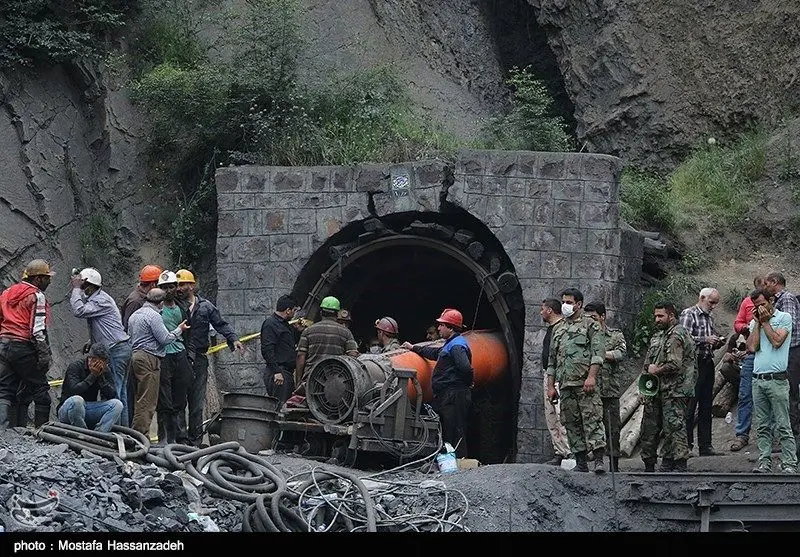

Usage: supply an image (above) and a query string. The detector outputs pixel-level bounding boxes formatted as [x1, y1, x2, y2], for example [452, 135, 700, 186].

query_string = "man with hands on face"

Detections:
[57, 343, 123, 432]
[640, 302, 696, 472]
[748, 289, 796, 473]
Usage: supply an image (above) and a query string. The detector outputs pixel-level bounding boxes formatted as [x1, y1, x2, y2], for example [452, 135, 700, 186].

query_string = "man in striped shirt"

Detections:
[680, 287, 726, 456]
[764, 271, 800, 455]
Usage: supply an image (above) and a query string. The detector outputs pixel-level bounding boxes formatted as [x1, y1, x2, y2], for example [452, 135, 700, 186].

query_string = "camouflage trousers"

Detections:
[601, 396, 621, 458]
[559, 386, 606, 454]
[640, 396, 690, 461]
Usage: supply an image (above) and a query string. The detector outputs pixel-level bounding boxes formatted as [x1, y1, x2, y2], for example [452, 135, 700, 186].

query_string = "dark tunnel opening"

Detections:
[291, 210, 525, 464]
[481, 0, 577, 138]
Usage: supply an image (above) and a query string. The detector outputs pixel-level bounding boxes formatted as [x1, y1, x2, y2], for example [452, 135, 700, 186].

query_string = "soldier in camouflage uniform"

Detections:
[585, 301, 627, 472]
[640, 301, 697, 472]
[546, 288, 607, 473]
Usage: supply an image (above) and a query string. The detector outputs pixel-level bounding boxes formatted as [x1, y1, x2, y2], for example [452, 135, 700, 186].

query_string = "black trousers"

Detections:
[157, 351, 191, 444]
[687, 355, 715, 450]
[0, 339, 50, 426]
[433, 388, 471, 458]
[176, 353, 209, 446]
[263, 366, 295, 406]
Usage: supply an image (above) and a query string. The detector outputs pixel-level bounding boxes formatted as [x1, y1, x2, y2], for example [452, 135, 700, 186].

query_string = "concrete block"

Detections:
[506, 198, 534, 225]
[331, 168, 351, 191]
[553, 201, 581, 227]
[517, 402, 537, 428]
[489, 152, 519, 177]
[603, 255, 622, 281]
[455, 149, 488, 175]
[413, 161, 445, 187]
[581, 154, 622, 182]
[234, 236, 270, 262]
[539, 157, 565, 180]
[462, 193, 487, 220]
[310, 169, 331, 191]
[559, 228, 586, 253]
[245, 288, 273, 314]
[586, 229, 619, 254]
[517, 152, 541, 176]
[215, 168, 239, 192]
[272, 170, 306, 192]
[584, 181, 617, 203]
[269, 234, 308, 262]
[264, 211, 287, 233]
[526, 179, 552, 199]
[571, 253, 605, 279]
[216, 289, 244, 316]
[513, 249, 541, 279]
[354, 165, 387, 192]
[217, 211, 242, 237]
[540, 251, 572, 278]
[525, 227, 560, 251]
[492, 224, 524, 252]
[248, 262, 275, 289]
[580, 202, 619, 230]
[484, 199, 506, 227]
[254, 193, 278, 209]
[288, 208, 317, 234]
[243, 173, 268, 192]
[483, 175, 506, 196]
[507, 177, 527, 197]
[316, 207, 344, 243]
[216, 266, 248, 290]
[532, 200, 553, 226]
[552, 181, 584, 201]
[273, 261, 301, 289]
[516, 427, 544, 458]
[463, 174, 483, 194]
[519, 278, 555, 307]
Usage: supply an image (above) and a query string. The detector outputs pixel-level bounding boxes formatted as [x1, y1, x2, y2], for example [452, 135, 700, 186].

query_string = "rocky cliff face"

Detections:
[0, 64, 168, 370]
[530, 0, 800, 168]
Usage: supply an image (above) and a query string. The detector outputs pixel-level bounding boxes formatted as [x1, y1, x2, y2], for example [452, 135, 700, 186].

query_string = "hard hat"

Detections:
[435, 308, 463, 329]
[79, 267, 102, 286]
[375, 316, 399, 335]
[158, 270, 178, 286]
[337, 309, 352, 322]
[139, 264, 163, 283]
[320, 296, 340, 311]
[638, 373, 659, 397]
[175, 269, 196, 284]
[24, 259, 55, 278]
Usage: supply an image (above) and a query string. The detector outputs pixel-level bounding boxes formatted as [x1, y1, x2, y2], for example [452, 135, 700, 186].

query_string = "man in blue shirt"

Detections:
[748, 288, 796, 473]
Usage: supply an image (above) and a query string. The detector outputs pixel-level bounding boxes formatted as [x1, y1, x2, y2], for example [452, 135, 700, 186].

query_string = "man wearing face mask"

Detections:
[680, 287, 725, 456]
[0, 259, 55, 429]
[545, 288, 607, 473]
[640, 302, 696, 472]
[69, 267, 132, 427]
[127, 288, 190, 436]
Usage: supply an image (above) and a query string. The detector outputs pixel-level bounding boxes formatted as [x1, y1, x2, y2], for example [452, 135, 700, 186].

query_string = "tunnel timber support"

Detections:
[213, 152, 644, 464]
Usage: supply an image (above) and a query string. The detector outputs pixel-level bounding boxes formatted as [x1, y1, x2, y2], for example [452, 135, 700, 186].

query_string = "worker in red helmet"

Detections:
[375, 317, 401, 353]
[120, 265, 163, 333]
[402, 308, 474, 458]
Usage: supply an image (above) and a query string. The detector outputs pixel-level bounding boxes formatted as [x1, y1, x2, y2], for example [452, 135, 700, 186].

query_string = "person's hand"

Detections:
[70, 274, 83, 289]
[546, 386, 557, 403]
[647, 363, 660, 375]
[234, 340, 245, 353]
[178, 320, 191, 331]
[582, 376, 596, 393]
[88, 359, 105, 377]
[274, 372, 284, 386]
[401, 341, 414, 350]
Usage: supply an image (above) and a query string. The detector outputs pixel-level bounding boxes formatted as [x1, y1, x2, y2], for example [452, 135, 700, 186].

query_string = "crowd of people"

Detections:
[543, 272, 800, 474]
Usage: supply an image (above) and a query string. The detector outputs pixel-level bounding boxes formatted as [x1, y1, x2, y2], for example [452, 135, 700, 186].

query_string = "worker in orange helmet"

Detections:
[402, 308, 474, 458]
[121, 265, 163, 333]
[375, 317, 401, 353]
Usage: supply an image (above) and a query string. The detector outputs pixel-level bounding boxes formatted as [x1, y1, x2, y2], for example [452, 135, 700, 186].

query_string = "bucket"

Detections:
[219, 414, 278, 454]
[222, 392, 279, 413]
[436, 452, 458, 474]
[221, 406, 277, 421]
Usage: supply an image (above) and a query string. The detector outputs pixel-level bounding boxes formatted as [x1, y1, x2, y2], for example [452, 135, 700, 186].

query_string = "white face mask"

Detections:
[561, 303, 575, 318]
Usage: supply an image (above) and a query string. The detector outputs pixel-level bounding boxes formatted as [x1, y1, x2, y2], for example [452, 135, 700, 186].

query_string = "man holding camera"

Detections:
[69, 267, 132, 426]
[680, 287, 725, 456]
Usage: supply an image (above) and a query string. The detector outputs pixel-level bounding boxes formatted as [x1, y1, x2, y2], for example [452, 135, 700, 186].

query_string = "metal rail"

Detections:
[624, 472, 800, 483]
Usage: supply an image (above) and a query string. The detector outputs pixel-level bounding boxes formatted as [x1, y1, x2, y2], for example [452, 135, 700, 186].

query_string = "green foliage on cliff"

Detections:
[482, 66, 574, 152]
[0, 0, 136, 68]
[129, 0, 455, 269]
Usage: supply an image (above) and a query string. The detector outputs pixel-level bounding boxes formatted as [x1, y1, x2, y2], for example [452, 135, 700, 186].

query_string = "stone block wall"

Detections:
[214, 150, 642, 462]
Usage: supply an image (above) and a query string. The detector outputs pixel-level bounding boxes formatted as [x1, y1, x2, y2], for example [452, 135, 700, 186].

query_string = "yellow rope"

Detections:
[48, 332, 263, 387]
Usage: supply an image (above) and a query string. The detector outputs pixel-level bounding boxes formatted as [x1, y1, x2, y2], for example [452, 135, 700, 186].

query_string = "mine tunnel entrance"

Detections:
[292, 210, 525, 464]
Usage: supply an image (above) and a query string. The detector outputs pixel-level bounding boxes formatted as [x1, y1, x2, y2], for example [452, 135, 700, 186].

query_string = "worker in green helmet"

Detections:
[293, 296, 359, 398]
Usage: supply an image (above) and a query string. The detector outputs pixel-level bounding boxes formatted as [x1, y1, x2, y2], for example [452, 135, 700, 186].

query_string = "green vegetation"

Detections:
[621, 128, 769, 234]
[723, 286, 747, 313]
[0, 0, 135, 68]
[630, 275, 701, 355]
[80, 213, 114, 267]
[482, 66, 574, 152]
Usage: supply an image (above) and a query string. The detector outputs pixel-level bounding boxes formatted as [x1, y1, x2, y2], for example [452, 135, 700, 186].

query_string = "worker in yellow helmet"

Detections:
[174, 268, 244, 446]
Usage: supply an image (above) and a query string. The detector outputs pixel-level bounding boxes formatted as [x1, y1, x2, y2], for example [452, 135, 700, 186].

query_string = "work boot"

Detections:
[574, 451, 590, 472]
[643, 458, 656, 472]
[658, 458, 674, 472]
[34, 405, 50, 427]
[545, 455, 564, 466]
[10, 403, 28, 427]
[0, 401, 10, 430]
[672, 459, 688, 472]
[610, 457, 620, 472]
[593, 447, 606, 474]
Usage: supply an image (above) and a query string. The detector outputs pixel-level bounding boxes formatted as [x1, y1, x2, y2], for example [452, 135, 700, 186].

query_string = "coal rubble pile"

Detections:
[0, 429, 245, 533]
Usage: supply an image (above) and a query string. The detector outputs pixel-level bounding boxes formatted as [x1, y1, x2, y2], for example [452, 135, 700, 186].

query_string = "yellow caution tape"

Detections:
[47, 332, 262, 387]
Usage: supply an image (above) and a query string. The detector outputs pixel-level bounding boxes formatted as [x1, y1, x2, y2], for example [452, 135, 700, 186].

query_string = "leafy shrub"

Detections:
[0, 0, 136, 68]
[481, 66, 574, 152]
[630, 275, 701, 355]
[619, 170, 676, 233]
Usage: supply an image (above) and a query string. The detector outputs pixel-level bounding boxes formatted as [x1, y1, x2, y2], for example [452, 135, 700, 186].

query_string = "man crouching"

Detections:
[57, 343, 122, 432]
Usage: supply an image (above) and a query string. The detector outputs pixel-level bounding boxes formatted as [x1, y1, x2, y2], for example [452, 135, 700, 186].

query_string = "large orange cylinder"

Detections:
[385, 330, 509, 402]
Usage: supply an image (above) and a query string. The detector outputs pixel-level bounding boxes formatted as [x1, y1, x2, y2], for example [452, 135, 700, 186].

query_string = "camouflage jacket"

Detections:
[643, 322, 697, 398]
[381, 338, 401, 353]
[546, 312, 606, 388]
[598, 327, 626, 398]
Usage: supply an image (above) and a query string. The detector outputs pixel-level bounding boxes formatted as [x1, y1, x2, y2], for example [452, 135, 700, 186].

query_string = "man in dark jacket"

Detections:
[260, 295, 297, 405]
[175, 269, 243, 446]
[57, 343, 122, 432]
[402, 308, 474, 458]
